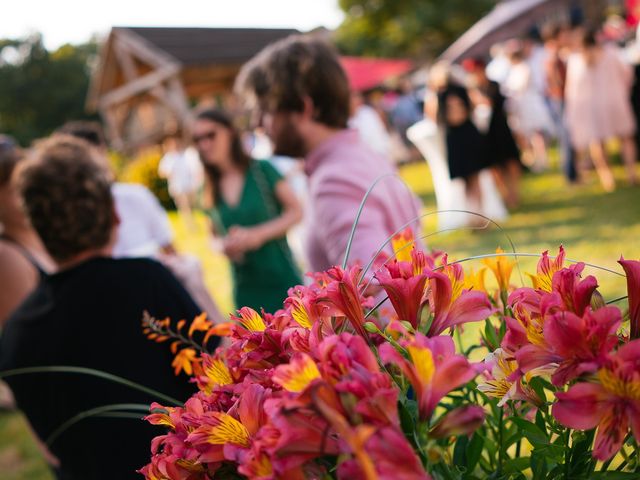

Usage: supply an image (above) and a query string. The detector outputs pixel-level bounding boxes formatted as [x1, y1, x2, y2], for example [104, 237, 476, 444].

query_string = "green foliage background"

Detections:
[0, 34, 98, 146]
[334, 0, 497, 58]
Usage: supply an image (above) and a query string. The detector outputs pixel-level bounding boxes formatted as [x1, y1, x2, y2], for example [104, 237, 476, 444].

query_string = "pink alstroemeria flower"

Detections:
[619, 257, 640, 339]
[551, 264, 599, 316]
[426, 262, 495, 336]
[186, 384, 269, 464]
[337, 426, 431, 480]
[379, 334, 479, 420]
[516, 306, 622, 386]
[553, 339, 640, 461]
[375, 249, 431, 329]
[528, 246, 566, 292]
[324, 265, 370, 337]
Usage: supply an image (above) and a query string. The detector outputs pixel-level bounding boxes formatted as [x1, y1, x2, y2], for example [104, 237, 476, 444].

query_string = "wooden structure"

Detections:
[86, 27, 298, 151]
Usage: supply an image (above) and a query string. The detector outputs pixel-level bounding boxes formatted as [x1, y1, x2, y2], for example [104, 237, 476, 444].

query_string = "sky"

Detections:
[1, 0, 345, 50]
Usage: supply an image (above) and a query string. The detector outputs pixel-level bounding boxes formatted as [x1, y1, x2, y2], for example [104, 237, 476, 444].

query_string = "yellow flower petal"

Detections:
[273, 353, 321, 393]
[408, 345, 435, 387]
[206, 412, 251, 447]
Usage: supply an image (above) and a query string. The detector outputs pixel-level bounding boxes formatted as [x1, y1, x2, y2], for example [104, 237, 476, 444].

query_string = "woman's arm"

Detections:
[0, 245, 39, 325]
[224, 179, 302, 257]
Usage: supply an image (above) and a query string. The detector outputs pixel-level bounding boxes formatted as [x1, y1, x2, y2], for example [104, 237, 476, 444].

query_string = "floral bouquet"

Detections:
[140, 233, 640, 479]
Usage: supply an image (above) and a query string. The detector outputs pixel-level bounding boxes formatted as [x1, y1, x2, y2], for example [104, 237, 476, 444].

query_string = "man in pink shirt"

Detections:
[236, 35, 422, 272]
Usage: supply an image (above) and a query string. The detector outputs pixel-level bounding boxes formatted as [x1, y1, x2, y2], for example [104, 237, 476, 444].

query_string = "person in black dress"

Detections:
[464, 58, 522, 209]
[437, 83, 487, 222]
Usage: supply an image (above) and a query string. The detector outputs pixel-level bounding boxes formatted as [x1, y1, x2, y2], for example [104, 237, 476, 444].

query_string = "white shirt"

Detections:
[111, 183, 173, 258]
[158, 147, 203, 196]
[348, 105, 392, 157]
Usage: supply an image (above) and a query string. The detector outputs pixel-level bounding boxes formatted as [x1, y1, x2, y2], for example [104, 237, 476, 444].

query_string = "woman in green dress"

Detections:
[192, 108, 303, 313]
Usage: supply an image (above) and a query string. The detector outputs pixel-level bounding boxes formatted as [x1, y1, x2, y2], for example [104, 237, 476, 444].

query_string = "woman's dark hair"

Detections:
[195, 108, 252, 207]
[18, 135, 114, 262]
[582, 28, 598, 49]
[0, 135, 21, 186]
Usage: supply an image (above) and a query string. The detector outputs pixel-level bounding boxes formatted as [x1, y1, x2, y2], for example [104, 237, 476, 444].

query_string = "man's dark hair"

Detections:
[236, 35, 351, 129]
[56, 121, 106, 148]
[17, 135, 114, 262]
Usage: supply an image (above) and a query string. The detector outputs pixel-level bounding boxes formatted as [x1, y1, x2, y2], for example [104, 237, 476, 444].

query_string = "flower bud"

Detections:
[429, 405, 485, 439]
[363, 322, 380, 333]
[590, 289, 606, 311]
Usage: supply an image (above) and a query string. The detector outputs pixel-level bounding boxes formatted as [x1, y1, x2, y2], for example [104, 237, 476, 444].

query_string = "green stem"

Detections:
[0, 366, 183, 406]
[498, 408, 504, 475]
[454, 327, 464, 353]
[46, 403, 150, 446]
[564, 428, 571, 478]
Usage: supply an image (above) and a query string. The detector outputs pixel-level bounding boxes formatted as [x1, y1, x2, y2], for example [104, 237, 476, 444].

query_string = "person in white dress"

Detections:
[158, 135, 204, 229]
[504, 48, 555, 171]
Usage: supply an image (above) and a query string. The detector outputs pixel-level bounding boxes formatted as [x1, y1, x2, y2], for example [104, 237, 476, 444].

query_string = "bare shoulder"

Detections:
[0, 241, 37, 280]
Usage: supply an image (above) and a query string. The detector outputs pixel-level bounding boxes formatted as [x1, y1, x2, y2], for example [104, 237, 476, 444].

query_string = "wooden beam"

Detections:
[113, 37, 139, 82]
[86, 33, 116, 112]
[166, 77, 192, 122]
[98, 64, 180, 109]
[101, 104, 125, 151]
[113, 27, 179, 69]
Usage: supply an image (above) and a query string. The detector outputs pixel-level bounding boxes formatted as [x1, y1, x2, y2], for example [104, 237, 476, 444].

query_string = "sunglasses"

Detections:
[192, 131, 217, 144]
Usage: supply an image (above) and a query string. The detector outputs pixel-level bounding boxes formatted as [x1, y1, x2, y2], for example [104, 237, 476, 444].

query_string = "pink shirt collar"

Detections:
[304, 129, 359, 176]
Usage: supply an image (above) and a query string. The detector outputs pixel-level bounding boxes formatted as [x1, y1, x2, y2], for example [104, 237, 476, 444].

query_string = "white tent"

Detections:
[439, 0, 600, 62]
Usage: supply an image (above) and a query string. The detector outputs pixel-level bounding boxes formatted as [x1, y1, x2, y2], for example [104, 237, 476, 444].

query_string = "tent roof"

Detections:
[339, 56, 414, 91]
[118, 26, 299, 66]
[439, 0, 575, 62]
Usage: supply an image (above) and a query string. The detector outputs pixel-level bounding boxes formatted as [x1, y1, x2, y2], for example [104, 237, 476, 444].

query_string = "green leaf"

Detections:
[530, 452, 548, 479]
[453, 434, 469, 467]
[46, 403, 150, 446]
[398, 399, 420, 450]
[529, 377, 548, 405]
[484, 319, 499, 350]
[510, 417, 549, 446]
[466, 432, 484, 472]
[589, 474, 640, 479]
[504, 432, 522, 450]
[503, 456, 531, 474]
[534, 409, 547, 435]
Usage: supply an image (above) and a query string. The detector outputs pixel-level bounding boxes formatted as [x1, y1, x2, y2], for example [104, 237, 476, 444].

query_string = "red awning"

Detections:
[339, 56, 414, 91]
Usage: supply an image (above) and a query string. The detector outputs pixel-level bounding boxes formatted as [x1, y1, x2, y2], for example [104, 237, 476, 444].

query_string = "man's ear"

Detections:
[301, 96, 316, 121]
[112, 205, 121, 227]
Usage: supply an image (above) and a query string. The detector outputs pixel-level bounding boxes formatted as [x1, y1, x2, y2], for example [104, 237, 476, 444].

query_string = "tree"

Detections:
[334, 0, 497, 59]
[0, 34, 98, 146]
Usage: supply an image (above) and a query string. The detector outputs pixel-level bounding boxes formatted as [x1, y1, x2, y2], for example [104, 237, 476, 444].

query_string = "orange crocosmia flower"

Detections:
[272, 353, 321, 392]
[188, 312, 212, 337]
[172, 348, 198, 376]
[391, 227, 416, 263]
[464, 267, 487, 293]
[206, 322, 233, 339]
[482, 248, 514, 292]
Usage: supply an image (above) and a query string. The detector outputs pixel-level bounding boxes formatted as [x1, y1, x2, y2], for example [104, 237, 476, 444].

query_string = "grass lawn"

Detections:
[2, 156, 639, 478]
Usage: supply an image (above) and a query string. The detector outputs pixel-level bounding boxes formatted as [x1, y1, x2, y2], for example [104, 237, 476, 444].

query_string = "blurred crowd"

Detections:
[347, 17, 640, 223]
[0, 36, 424, 479]
[3, 11, 640, 477]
